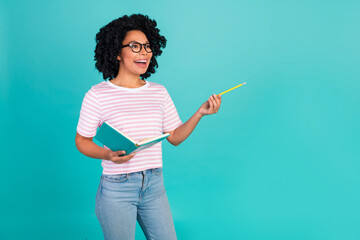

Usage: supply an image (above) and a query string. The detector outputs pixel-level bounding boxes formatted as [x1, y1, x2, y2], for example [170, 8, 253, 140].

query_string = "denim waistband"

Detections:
[101, 167, 162, 177]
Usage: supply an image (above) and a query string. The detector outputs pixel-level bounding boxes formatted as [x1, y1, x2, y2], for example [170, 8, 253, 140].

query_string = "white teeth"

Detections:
[135, 60, 147, 63]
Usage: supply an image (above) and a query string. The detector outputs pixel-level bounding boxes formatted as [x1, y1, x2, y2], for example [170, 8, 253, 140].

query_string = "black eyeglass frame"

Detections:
[121, 42, 152, 53]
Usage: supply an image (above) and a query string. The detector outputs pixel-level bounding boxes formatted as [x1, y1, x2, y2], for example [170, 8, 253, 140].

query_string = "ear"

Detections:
[117, 55, 121, 61]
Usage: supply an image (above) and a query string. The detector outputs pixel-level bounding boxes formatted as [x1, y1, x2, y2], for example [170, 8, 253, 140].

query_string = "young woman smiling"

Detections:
[75, 14, 221, 240]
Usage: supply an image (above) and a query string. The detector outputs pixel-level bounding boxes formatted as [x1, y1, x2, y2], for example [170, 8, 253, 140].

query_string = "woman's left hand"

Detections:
[197, 94, 222, 117]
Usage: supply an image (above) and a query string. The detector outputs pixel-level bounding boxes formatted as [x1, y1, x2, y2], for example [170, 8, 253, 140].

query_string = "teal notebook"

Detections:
[95, 122, 170, 155]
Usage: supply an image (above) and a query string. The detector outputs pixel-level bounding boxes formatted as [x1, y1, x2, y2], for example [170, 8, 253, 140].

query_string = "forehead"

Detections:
[123, 30, 149, 43]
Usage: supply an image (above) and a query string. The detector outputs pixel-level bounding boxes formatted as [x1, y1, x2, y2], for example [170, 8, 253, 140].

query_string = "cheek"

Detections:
[121, 50, 135, 62]
[123, 57, 136, 67]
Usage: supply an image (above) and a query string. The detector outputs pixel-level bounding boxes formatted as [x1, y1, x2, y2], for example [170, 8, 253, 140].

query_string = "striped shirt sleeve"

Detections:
[162, 88, 183, 133]
[76, 88, 102, 137]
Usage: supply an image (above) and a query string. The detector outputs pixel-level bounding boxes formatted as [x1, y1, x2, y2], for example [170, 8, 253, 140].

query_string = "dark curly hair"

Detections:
[94, 14, 167, 80]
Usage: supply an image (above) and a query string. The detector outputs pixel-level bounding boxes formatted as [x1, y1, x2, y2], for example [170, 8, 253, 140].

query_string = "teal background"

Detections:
[1, 0, 359, 239]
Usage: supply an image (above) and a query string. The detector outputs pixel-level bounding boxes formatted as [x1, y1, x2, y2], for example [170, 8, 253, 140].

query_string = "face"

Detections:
[117, 30, 153, 76]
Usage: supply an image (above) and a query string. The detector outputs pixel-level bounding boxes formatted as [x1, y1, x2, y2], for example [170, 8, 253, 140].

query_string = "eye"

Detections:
[131, 43, 140, 49]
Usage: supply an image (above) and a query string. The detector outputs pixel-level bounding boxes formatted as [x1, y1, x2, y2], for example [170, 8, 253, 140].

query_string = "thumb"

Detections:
[117, 150, 126, 155]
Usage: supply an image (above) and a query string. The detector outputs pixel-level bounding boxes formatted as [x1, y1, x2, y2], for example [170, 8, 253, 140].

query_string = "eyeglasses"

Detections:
[121, 42, 152, 53]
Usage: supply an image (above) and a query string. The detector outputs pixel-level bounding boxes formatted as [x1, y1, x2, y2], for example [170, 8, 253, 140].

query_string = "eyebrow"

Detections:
[128, 40, 150, 44]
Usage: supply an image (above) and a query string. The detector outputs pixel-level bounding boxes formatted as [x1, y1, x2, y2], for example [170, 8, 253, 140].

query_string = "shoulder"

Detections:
[147, 81, 166, 90]
[148, 81, 172, 95]
[90, 81, 109, 92]
[147, 81, 169, 98]
[83, 81, 111, 96]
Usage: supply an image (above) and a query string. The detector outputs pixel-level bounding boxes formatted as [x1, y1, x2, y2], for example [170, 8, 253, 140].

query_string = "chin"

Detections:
[135, 69, 148, 75]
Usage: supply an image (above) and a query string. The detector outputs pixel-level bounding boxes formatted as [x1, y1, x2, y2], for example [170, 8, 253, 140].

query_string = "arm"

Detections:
[166, 111, 203, 146]
[165, 93, 222, 146]
[75, 133, 135, 163]
[75, 133, 109, 159]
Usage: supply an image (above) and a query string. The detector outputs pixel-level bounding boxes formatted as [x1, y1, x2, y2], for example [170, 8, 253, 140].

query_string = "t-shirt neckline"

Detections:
[106, 80, 149, 91]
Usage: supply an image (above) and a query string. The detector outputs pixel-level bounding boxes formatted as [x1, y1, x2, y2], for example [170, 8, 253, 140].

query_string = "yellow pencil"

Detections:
[218, 82, 246, 96]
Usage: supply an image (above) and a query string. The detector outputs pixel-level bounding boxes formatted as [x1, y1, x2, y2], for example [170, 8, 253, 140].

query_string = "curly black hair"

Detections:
[94, 14, 167, 80]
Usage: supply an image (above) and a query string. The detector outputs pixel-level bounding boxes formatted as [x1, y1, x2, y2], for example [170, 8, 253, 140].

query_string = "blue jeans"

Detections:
[95, 168, 177, 240]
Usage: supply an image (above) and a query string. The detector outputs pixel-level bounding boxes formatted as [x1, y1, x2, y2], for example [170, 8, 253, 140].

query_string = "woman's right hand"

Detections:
[105, 149, 136, 164]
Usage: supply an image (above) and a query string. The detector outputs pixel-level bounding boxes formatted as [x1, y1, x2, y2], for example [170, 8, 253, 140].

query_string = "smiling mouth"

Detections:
[134, 59, 148, 68]
[134, 62, 147, 65]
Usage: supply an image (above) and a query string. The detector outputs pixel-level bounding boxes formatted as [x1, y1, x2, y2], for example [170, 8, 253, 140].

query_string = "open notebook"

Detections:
[95, 121, 170, 155]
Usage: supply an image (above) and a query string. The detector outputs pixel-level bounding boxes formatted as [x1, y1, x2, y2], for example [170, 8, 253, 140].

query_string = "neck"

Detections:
[110, 67, 145, 88]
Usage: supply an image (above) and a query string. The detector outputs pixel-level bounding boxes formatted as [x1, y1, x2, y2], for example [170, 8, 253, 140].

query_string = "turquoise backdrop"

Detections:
[1, 0, 359, 239]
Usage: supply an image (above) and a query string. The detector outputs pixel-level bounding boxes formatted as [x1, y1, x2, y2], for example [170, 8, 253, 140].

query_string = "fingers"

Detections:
[208, 96, 214, 111]
[121, 152, 136, 162]
[216, 94, 221, 105]
[209, 94, 221, 113]
[117, 153, 136, 164]
[110, 150, 136, 164]
[215, 94, 221, 111]
[115, 150, 126, 156]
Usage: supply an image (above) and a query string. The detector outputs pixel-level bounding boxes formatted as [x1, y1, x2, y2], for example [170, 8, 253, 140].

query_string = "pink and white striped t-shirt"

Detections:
[76, 80, 183, 174]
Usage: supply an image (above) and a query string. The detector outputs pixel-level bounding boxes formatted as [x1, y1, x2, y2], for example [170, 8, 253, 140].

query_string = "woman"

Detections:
[75, 14, 221, 240]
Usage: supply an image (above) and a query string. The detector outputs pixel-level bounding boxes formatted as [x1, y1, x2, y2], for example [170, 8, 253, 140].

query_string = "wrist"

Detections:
[104, 149, 111, 160]
[195, 110, 204, 118]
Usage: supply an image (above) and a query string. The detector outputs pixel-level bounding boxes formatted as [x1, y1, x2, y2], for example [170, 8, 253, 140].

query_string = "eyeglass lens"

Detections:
[131, 43, 152, 53]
